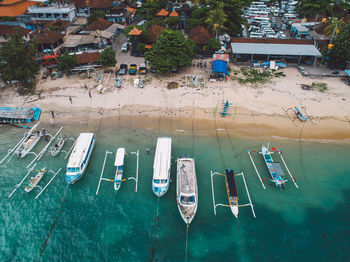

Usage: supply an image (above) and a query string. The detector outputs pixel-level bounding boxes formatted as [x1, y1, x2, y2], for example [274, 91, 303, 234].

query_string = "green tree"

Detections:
[167, 16, 180, 28]
[329, 23, 350, 68]
[137, 0, 168, 20]
[137, 42, 146, 54]
[145, 18, 166, 28]
[124, 25, 148, 42]
[298, 0, 334, 18]
[98, 47, 117, 67]
[207, 37, 221, 51]
[87, 10, 105, 24]
[58, 51, 77, 73]
[324, 17, 345, 36]
[187, 5, 210, 29]
[205, 2, 227, 38]
[145, 29, 195, 73]
[0, 32, 39, 89]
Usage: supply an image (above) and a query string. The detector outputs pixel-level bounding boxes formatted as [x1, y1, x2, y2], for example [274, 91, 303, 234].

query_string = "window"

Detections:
[161, 179, 167, 184]
[180, 196, 195, 205]
[67, 167, 80, 173]
[154, 179, 160, 184]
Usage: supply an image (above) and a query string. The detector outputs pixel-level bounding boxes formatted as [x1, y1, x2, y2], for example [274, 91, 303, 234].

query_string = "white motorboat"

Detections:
[114, 148, 125, 191]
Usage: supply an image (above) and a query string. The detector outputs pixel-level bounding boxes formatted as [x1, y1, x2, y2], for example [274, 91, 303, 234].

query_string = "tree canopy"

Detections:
[124, 25, 148, 41]
[0, 32, 39, 89]
[87, 10, 105, 24]
[329, 23, 350, 69]
[58, 51, 77, 73]
[298, 0, 334, 18]
[137, 0, 168, 20]
[205, 2, 228, 38]
[207, 37, 221, 51]
[145, 29, 195, 73]
[98, 47, 117, 67]
[145, 17, 166, 28]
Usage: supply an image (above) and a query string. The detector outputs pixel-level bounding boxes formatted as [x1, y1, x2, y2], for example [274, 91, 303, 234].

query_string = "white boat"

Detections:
[114, 147, 125, 191]
[50, 135, 65, 156]
[176, 158, 198, 225]
[24, 167, 46, 192]
[17, 128, 43, 158]
[65, 133, 95, 184]
[152, 137, 172, 197]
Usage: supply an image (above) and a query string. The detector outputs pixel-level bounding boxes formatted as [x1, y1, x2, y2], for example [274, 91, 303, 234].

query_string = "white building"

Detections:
[28, 2, 76, 22]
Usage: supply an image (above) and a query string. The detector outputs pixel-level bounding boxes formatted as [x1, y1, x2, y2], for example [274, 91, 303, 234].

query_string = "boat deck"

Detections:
[225, 169, 238, 197]
[267, 162, 285, 178]
[178, 159, 195, 194]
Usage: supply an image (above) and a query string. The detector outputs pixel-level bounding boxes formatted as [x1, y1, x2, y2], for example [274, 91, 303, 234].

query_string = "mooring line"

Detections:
[185, 224, 189, 262]
[150, 196, 160, 262]
[38, 183, 70, 258]
[299, 120, 307, 182]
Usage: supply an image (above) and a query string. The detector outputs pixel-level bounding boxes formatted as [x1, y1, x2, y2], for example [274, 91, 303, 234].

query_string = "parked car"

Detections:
[121, 42, 130, 52]
[118, 64, 128, 75]
[129, 64, 137, 75]
[139, 63, 147, 74]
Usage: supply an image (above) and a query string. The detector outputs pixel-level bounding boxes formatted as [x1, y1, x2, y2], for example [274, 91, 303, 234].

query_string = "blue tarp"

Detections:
[344, 70, 350, 77]
[212, 60, 227, 75]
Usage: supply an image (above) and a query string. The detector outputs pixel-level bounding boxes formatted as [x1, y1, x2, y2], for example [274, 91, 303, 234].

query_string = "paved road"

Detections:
[113, 34, 145, 66]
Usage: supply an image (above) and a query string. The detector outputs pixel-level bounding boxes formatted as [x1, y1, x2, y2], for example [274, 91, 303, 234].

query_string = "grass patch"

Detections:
[310, 82, 328, 93]
[233, 67, 285, 88]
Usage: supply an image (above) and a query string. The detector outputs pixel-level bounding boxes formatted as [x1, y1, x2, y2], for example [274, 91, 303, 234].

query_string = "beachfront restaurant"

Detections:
[230, 42, 322, 65]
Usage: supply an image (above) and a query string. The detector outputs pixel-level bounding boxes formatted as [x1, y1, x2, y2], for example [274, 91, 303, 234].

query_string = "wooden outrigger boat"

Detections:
[16, 127, 43, 158]
[285, 106, 316, 124]
[114, 148, 125, 191]
[224, 169, 239, 218]
[248, 144, 299, 190]
[50, 134, 65, 156]
[176, 157, 198, 225]
[24, 167, 46, 192]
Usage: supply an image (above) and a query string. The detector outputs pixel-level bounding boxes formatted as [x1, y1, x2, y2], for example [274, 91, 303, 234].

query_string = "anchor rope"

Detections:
[185, 224, 189, 262]
[150, 196, 160, 262]
[191, 100, 195, 156]
[38, 183, 70, 258]
[299, 120, 307, 182]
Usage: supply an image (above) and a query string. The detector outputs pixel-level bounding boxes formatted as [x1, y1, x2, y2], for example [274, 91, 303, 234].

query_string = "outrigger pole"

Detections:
[96, 150, 113, 195]
[128, 150, 139, 192]
[35, 168, 62, 199]
[247, 150, 266, 190]
[276, 149, 299, 189]
[26, 126, 63, 169]
[64, 138, 77, 160]
[210, 171, 256, 218]
[8, 163, 37, 198]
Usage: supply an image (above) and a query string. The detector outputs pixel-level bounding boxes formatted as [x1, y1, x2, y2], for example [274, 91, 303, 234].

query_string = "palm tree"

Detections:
[205, 2, 228, 38]
[324, 17, 345, 37]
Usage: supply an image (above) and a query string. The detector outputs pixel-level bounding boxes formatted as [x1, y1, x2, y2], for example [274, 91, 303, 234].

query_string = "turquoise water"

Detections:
[1, 125, 350, 262]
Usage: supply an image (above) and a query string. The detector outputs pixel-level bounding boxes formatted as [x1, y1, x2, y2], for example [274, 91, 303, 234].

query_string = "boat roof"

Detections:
[153, 137, 172, 179]
[67, 133, 94, 167]
[225, 169, 238, 197]
[178, 158, 196, 195]
[0, 107, 40, 121]
[114, 147, 125, 166]
[270, 162, 286, 178]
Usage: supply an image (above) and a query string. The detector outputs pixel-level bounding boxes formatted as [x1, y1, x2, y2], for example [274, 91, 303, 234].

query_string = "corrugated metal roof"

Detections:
[231, 43, 322, 57]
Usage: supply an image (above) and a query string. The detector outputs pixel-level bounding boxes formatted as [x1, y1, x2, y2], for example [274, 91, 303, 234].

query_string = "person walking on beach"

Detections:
[69, 96, 72, 104]
[88, 89, 92, 98]
[51, 110, 55, 118]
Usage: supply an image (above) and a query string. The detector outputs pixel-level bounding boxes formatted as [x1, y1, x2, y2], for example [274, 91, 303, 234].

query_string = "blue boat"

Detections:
[219, 100, 230, 117]
[65, 133, 95, 184]
[293, 107, 308, 121]
[0, 107, 41, 124]
[261, 145, 288, 190]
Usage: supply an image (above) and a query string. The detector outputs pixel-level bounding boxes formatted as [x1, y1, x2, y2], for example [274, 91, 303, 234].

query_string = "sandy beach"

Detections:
[1, 64, 350, 141]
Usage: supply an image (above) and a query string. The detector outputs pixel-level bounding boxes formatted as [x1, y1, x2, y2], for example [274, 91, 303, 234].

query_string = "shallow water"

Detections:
[0, 125, 350, 262]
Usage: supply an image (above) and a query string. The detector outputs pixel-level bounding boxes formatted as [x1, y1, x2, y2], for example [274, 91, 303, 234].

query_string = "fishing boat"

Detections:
[114, 147, 125, 191]
[24, 167, 46, 192]
[50, 134, 65, 156]
[152, 137, 172, 197]
[225, 169, 239, 218]
[176, 157, 198, 225]
[261, 145, 288, 189]
[65, 133, 95, 184]
[0, 107, 41, 124]
[16, 127, 43, 158]
[293, 107, 308, 121]
[219, 100, 230, 117]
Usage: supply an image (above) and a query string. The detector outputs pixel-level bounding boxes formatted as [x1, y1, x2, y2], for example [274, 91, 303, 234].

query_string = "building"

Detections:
[0, 24, 31, 45]
[61, 34, 102, 53]
[0, 0, 35, 18]
[27, 2, 77, 22]
[230, 38, 322, 65]
[33, 28, 64, 51]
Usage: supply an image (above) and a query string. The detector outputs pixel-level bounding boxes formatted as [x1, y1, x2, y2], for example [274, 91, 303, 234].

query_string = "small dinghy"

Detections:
[24, 167, 46, 192]
[114, 148, 125, 191]
[176, 157, 198, 225]
[50, 134, 65, 156]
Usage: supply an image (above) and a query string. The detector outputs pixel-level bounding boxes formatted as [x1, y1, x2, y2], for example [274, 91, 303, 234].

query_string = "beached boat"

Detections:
[176, 157, 198, 224]
[152, 137, 172, 197]
[219, 100, 230, 117]
[16, 127, 43, 158]
[114, 148, 125, 191]
[65, 133, 95, 184]
[50, 135, 65, 156]
[24, 167, 46, 192]
[225, 169, 239, 218]
[0, 107, 41, 124]
[261, 145, 288, 189]
[293, 107, 308, 121]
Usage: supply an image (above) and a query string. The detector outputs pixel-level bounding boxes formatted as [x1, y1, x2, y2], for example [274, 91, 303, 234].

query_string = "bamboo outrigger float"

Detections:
[210, 169, 256, 218]
[248, 144, 299, 190]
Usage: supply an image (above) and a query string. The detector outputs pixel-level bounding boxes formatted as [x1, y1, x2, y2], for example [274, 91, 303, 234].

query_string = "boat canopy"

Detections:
[153, 137, 172, 179]
[114, 148, 125, 166]
[270, 162, 285, 178]
[225, 169, 238, 197]
[67, 133, 94, 168]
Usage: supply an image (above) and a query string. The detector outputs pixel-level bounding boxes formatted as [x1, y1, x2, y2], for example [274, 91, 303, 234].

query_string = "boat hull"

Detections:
[152, 185, 169, 197]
